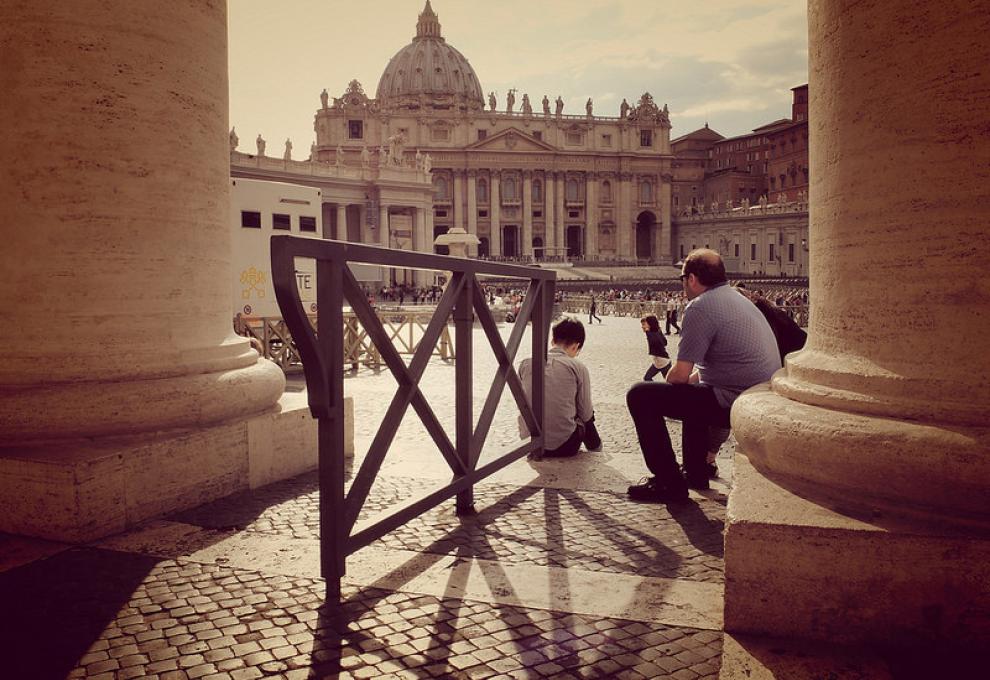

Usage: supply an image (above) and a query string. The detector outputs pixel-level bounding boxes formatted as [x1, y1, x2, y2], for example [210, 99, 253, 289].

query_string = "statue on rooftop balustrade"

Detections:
[229, 127, 238, 152]
[488, 91, 496, 111]
[256, 134, 266, 156]
[542, 95, 550, 116]
[506, 89, 516, 113]
[555, 96, 564, 116]
[620, 99, 630, 119]
[320, 88, 329, 109]
[586, 98, 593, 116]
[283, 139, 292, 161]
[522, 93, 532, 115]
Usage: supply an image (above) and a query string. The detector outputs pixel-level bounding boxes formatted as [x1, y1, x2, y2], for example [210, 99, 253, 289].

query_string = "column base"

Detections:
[0, 393, 353, 542]
[724, 454, 990, 649]
[719, 633, 890, 679]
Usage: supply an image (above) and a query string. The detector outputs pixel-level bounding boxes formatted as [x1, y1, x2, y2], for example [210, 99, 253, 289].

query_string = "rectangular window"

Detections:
[347, 120, 363, 139]
[533, 210, 542, 218]
[601, 134, 612, 146]
[477, 129, 487, 141]
[566, 132, 582, 145]
[478, 210, 488, 218]
[435, 210, 447, 217]
[273, 213, 291, 231]
[734, 244, 740, 257]
[751, 243, 757, 261]
[432, 127, 450, 141]
[568, 211, 579, 218]
[299, 216, 317, 233]
[533, 131, 542, 141]
[769, 243, 776, 261]
[640, 130, 653, 147]
[241, 211, 261, 229]
[680, 244, 685, 258]
[788, 243, 795, 261]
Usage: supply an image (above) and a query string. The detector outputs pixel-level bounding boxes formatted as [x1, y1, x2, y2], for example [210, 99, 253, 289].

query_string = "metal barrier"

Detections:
[271, 236, 556, 599]
[560, 295, 810, 327]
[234, 311, 454, 371]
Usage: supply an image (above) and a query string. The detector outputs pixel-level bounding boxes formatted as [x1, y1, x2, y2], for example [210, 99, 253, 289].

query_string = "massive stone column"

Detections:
[0, 0, 286, 540]
[490, 172, 502, 257]
[544, 173, 556, 254]
[466, 171, 478, 256]
[618, 173, 633, 259]
[453, 171, 465, 232]
[379, 204, 389, 248]
[555, 174, 565, 257]
[658, 176, 672, 262]
[336, 204, 348, 241]
[723, 0, 990, 657]
[586, 172, 598, 258]
[522, 171, 534, 259]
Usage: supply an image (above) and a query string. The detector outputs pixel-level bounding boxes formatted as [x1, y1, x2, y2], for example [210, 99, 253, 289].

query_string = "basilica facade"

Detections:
[312, 1, 675, 263]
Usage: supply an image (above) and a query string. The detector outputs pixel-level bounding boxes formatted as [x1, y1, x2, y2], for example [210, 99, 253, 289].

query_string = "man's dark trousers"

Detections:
[626, 382, 729, 490]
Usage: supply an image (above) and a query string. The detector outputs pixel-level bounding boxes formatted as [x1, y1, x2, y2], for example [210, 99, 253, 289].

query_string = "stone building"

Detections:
[313, 1, 675, 264]
[671, 85, 810, 273]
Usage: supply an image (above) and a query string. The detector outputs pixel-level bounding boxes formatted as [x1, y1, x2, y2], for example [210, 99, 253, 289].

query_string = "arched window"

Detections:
[532, 179, 543, 203]
[566, 179, 579, 201]
[503, 176, 518, 201]
[601, 180, 612, 203]
[639, 181, 653, 203]
[434, 176, 449, 200]
[476, 178, 488, 203]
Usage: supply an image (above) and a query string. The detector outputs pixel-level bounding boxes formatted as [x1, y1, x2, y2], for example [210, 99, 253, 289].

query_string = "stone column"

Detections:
[466, 171, 478, 257]
[336, 203, 348, 241]
[659, 175, 672, 262]
[585, 172, 598, 259]
[544, 173, 555, 254]
[453, 171, 465, 232]
[379, 204, 389, 248]
[0, 0, 284, 540]
[618, 173, 633, 259]
[723, 0, 990, 652]
[522, 171, 534, 259]
[490, 172, 502, 257]
[555, 174, 566, 257]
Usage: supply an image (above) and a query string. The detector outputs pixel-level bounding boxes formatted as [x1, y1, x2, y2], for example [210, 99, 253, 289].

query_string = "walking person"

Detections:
[626, 249, 780, 502]
[588, 295, 603, 324]
[640, 314, 671, 381]
[665, 295, 680, 334]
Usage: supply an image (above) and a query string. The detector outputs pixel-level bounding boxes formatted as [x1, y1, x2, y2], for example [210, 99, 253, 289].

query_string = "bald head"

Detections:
[682, 248, 727, 288]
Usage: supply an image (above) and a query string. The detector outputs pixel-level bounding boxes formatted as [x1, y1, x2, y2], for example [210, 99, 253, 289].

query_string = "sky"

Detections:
[228, 0, 808, 153]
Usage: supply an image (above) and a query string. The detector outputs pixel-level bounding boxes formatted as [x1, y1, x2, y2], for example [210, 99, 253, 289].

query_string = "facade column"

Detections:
[466, 171, 478, 257]
[723, 0, 990, 653]
[379, 204, 389, 248]
[544, 173, 555, 254]
[0, 0, 284, 540]
[453, 171, 465, 232]
[522, 171, 533, 259]
[659, 175, 672, 262]
[585, 172, 598, 259]
[555, 173, 565, 258]
[336, 203, 347, 241]
[618, 173, 633, 259]
[490, 172, 501, 257]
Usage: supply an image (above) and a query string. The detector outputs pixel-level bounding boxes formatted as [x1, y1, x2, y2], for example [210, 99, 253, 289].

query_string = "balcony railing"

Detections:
[271, 237, 557, 599]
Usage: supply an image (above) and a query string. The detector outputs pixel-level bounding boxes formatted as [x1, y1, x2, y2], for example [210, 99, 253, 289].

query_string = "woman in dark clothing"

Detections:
[640, 314, 670, 381]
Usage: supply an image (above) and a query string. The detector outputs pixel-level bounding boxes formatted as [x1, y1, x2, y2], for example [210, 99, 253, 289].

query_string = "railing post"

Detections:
[530, 279, 551, 459]
[317, 258, 346, 601]
[453, 273, 475, 514]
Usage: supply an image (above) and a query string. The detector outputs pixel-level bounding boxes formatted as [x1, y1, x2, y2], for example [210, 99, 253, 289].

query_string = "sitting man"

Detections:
[626, 249, 780, 502]
[519, 317, 601, 457]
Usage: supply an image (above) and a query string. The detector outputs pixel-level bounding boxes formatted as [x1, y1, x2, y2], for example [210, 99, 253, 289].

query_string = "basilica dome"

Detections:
[375, 1, 484, 110]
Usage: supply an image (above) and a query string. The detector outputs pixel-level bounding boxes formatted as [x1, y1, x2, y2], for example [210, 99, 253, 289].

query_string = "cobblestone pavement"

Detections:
[1, 315, 729, 678]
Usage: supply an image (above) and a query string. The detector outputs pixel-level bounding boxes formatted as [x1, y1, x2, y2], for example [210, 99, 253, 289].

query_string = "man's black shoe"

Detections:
[628, 477, 689, 504]
[686, 477, 710, 491]
[707, 463, 719, 479]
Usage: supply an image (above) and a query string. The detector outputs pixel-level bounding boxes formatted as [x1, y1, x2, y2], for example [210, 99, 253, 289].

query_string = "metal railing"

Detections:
[271, 237, 556, 598]
[234, 311, 454, 371]
[559, 295, 810, 327]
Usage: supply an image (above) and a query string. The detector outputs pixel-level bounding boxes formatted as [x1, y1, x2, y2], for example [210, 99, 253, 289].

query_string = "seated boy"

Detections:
[518, 317, 601, 457]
